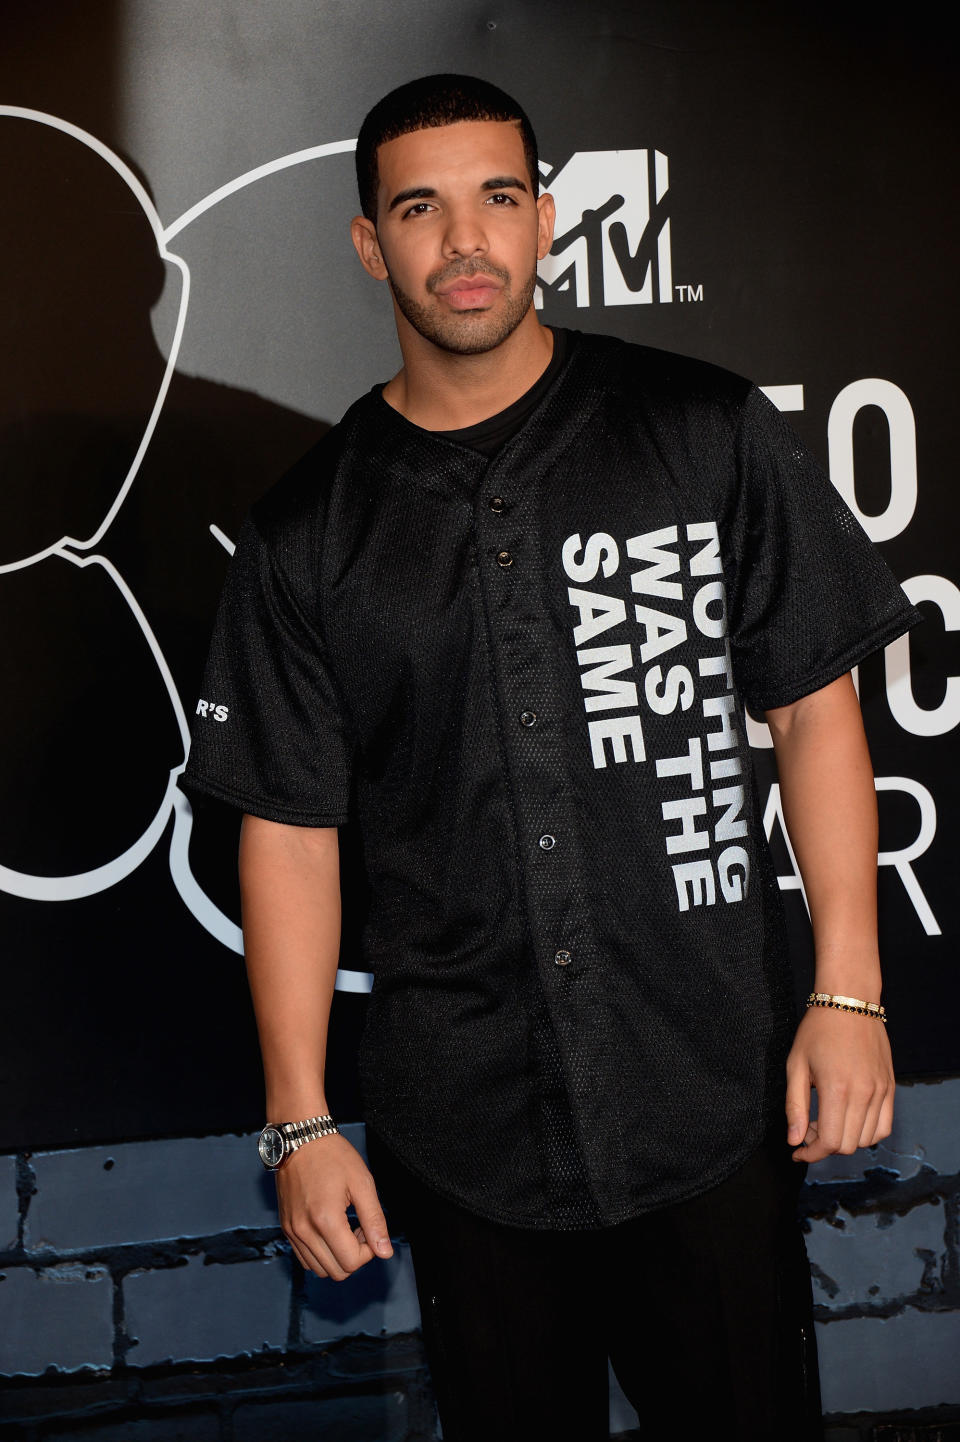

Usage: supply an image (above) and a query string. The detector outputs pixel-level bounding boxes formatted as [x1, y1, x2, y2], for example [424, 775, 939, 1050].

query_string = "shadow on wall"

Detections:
[0, 114, 326, 879]
[0, 114, 372, 1150]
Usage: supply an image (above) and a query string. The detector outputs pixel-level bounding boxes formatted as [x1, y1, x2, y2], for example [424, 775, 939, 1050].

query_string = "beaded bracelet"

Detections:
[806, 992, 887, 1024]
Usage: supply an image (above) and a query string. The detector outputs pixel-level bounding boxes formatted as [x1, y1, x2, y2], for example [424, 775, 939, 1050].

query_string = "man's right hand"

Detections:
[276, 1133, 394, 1279]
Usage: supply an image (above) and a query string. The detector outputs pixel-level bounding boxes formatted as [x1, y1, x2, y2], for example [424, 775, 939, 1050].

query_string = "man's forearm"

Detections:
[238, 815, 342, 1121]
[239, 815, 393, 1277]
[767, 672, 894, 1161]
[766, 672, 881, 998]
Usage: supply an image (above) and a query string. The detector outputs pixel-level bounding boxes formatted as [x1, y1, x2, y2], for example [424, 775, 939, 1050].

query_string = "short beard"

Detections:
[385, 257, 538, 356]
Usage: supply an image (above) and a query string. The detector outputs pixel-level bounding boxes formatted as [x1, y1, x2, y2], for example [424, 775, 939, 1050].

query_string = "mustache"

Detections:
[427, 260, 511, 294]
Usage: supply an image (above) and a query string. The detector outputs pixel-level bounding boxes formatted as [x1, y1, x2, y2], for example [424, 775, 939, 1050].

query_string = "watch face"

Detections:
[258, 1126, 286, 1169]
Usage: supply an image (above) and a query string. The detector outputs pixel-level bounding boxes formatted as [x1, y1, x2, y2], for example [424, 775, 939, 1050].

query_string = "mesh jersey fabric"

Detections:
[184, 330, 921, 1229]
[429, 323, 598, 1225]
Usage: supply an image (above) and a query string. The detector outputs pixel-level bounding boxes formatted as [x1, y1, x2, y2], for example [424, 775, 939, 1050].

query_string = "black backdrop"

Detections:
[1, 2, 955, 1151]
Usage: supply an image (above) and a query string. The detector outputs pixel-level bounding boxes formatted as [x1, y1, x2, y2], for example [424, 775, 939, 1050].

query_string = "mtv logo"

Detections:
[537, 150, 672, 308]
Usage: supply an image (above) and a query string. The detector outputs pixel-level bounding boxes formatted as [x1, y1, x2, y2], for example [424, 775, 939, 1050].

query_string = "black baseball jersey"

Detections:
[184, 330, 920, 1229]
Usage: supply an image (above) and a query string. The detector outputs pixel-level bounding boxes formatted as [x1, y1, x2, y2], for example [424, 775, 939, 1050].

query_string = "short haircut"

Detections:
[355, 73, 539, 222]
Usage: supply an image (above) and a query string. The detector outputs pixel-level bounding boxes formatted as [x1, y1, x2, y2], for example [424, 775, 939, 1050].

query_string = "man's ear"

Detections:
[535, 192, 556, 262]
[351, 216, 389, 280]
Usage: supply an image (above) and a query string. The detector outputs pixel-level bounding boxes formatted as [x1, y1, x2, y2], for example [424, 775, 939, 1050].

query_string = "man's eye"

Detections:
[486, 192, 517, 205]
[403, 202, 434, 218]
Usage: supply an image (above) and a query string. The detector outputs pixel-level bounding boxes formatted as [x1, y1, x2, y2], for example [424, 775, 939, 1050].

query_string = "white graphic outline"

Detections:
[0, 107, 371, 991]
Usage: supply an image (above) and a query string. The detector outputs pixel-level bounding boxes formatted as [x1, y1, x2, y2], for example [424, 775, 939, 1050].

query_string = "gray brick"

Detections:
[232, 1390, 408, 1442]
[807, 1200, 948, 1310]
[302, 1240, 421, 1344]
[895, 1077, 960, 1175]
[817, 1308, 960, 1414]
[43, 1414, 220, 1442]
[124, 1254, 291, 1367]
[342, 1123, 368, 1160]
[608, 1360, 640, 1434]
[1, 1155, 18, 1251]
[0, 1263, 112, 1376]
[807, 1077, 960, 1186]
[29, 1137, 274, 1253]
[27, 1122, 367, 1254]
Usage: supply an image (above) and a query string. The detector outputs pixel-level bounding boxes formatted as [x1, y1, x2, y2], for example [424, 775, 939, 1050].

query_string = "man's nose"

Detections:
[441, 206, 488, 259]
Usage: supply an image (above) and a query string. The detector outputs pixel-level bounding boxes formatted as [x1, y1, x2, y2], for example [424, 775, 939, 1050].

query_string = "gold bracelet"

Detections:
[806, 992, 887, 1023]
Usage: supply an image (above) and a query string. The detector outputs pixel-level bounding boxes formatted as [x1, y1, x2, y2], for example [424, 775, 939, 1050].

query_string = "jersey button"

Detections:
[554, 949, 573, 967]
[488, 496, 506, 513]
[519, 710, 537, 727]
[538, 834, 556, 850]
[496, 550, 513, 567]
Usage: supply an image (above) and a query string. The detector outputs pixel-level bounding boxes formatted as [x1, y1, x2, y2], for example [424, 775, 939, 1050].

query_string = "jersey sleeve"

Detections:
[724, 384, 923, 713]
[181, 513, 354, 825]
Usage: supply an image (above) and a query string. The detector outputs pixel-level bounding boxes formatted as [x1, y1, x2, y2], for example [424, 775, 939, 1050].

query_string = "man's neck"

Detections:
[382, 311, 555, 431]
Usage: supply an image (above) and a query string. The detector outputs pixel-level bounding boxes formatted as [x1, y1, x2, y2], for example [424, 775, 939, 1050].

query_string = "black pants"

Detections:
[366, 1129, 822, 1442]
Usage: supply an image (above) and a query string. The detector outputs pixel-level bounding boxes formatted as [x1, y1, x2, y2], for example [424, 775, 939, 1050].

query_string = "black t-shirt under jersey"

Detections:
[435, 327, 569, 457]
[184, 331, 920, 1230]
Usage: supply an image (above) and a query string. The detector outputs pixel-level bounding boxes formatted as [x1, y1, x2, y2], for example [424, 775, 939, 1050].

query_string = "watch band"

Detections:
[281, 1114, 340, 1150]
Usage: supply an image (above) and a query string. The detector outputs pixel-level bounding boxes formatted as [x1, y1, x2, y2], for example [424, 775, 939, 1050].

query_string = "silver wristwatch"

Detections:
[257, 1113, 340, 1170]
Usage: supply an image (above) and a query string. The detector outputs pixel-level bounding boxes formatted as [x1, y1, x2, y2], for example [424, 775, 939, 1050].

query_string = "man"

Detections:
[185, 74, 920, 1440]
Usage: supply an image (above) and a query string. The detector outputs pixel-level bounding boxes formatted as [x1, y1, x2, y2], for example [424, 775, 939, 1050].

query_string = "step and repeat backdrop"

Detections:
[1, 2, 954, 1150]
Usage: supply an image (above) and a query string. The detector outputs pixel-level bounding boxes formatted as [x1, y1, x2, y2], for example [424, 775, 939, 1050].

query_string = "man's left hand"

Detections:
[785, 1007, 895, 1162]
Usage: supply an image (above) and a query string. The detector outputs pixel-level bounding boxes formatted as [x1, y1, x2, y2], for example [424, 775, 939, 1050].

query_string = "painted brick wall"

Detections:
[802, 1079, 960, 1417]
[1, 1085, 958, 1439]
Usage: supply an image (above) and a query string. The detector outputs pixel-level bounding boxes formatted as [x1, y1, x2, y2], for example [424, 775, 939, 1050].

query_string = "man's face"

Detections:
[366, 119, 554, 355]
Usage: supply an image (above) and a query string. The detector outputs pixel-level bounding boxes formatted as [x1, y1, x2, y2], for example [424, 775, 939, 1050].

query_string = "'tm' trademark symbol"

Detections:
[674, 283, 703, 303]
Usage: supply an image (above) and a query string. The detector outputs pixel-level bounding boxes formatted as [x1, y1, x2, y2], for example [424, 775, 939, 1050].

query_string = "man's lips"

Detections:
[435, 275, 503, 309]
